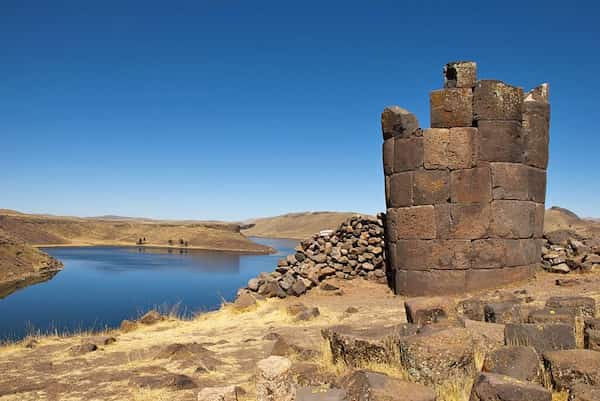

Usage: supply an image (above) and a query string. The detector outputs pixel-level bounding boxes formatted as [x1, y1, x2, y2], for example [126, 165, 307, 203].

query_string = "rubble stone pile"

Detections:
[382, 61, 550, 296]
[541, 229, 600, 274]
[241, 215, 386, 299]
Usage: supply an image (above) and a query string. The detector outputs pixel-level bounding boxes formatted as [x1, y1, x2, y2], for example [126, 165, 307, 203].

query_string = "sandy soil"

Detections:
[242, 212, 361, 239]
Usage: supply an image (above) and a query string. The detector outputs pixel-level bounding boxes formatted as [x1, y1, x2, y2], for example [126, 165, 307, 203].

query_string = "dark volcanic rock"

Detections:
[505, 323, 576, 353]
[469, 372, 551, 401]
[341, 370, 436, 401]
[482, 346, 542, 383]
[543, 349, 600, 391]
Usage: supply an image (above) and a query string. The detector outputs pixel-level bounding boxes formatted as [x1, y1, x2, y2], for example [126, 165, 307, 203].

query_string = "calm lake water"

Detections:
[0, 237, 296, 341]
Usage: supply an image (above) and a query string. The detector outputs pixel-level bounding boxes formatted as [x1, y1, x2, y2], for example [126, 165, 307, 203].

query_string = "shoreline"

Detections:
[33, 242, 276, 255]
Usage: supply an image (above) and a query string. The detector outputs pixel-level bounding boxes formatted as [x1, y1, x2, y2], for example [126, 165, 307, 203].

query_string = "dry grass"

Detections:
[129, 388, 173, 401]
[552, 391, 569, 401]
[242, 211, 359, 239]
[435, 375, 475, 401]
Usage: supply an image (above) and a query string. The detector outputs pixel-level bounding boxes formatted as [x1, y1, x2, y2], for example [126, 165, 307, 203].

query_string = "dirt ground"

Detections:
[2, 271, 600, 401]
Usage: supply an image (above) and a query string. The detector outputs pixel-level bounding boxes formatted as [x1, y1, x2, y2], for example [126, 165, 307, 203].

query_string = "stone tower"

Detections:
[382, 61, 549, 296]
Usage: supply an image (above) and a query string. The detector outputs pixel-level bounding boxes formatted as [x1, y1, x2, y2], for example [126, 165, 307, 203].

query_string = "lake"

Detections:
[0, 237, 297, 341]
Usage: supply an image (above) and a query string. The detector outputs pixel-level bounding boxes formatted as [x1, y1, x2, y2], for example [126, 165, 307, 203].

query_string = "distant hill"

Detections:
[0, 228, 63, 298]
[0, 210, 273, 254]
[242, 211, 365, 239]
[544, 206, 600, 238]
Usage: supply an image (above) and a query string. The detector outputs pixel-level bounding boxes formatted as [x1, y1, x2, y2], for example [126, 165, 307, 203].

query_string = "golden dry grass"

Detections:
[242, 211, 360, 239]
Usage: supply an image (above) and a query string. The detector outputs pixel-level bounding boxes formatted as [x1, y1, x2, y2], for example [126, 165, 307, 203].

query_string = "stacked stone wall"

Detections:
[382, 61, 550, 296]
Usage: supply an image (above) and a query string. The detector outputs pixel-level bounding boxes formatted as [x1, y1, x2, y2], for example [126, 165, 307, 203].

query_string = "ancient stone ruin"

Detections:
[382, 61, 550, 296]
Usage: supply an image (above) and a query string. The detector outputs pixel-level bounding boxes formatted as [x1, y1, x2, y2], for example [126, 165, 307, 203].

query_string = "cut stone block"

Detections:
[543, 349, 600, 391]
[490, 200, 538, 239]
[450, 167, 492, 203]
[490, 163, 529, 200]
[388, 172, 413, 208]
[413, 170, 450, 205]
[444, 61, 477, 88]
[457, 298, 486, 321]
[382, 106, 419, 140]
[545, 297, 596, 319]
[404, 296, 454, 325]
[586, 329, 600, 351]
[399, 327, 475, 384]
[382, 138, 395, 175]
[341, 370, 436, 401]
[321, 324, 417, 367]
[463, 319, 505, 354]
[505, 323, 576, 353]
[471, 239, 540, 269]
[436, 203, 491, 240]
[482, 346, 542, 383]
[394, 206, 437, 240]
[473, 80, 524, 121]
[478, 120, 524, 163]
[394, 137, 424, 172]
[430, 88, 473, 128]
[467, 266, 533, 292]
[423, 127, 477, 169]
[523, 87, 550, 169]
[395, 269, 467, 296]
[396, 239, 471, 271]
[469, 372, 551, 401]
[485, 301, 524, 324]
[569, 383, 600, 401]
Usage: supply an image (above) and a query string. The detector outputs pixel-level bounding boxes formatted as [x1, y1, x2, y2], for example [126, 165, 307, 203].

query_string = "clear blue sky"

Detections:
[1, 1, 599, 221]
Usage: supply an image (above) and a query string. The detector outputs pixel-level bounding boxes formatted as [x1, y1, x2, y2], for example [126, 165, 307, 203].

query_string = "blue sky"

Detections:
[1, 1, 599, 221]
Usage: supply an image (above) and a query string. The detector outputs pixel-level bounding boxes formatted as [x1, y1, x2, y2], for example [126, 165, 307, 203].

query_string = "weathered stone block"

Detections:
[382, 138, 395, 176]
[490, 200, 538, 239]
[444, 61, 477, 88]
[545, 297, 596, 319]
[341, 370, 436, 401]
[430, 88, 473, 128]
[388, 172, 413, 208]
[585, 329, 600, 351]
[505, 239, 541, 267]
[468, 265, 533, 295]
[491, 163, 529, 200]
[395, 269, 467, 296]
[404, 296, 454, 325]
[450, 167, 492, 203]
[399, 327, 475, 384]
[394, 206, 436, 240]
[505, 323, 576, 353]
[543, 349, 600, 391]
[436, 203, 491, 240]
[423, 127, 477, 169]
[484, 300, 525, 324]
[256, 356, 295, 401]
[523, 86, 550, 169]
[534, 203, 545, 238]
[413, 170, 449, 205]
[478, 120, 524, 163]
[528, 166, 547, 203]
[396, 240, 471, 270]
[482, 346, 542, 383]
[569, 383, 600, 401]
[394, 137, 423, 172]
[473, 80, 524, 121]
[382, 106, 419, 140]
[471, 239, 506, 269]
[469, 373, 551, 401]
[385, 208, 398, 240]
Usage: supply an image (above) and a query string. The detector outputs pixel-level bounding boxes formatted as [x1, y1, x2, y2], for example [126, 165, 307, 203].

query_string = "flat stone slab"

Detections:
[504, 323, 576, 353]
[341, 370, 436, 401]
[482, 346, 542, 383]
[469, 372, 551, 401]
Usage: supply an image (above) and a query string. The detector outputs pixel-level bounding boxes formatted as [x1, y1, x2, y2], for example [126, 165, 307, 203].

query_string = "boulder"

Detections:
[482, 346, 542, 383]
[233, 292, 257, 310]
[469, 372, 551, 401]
[341, 370, 436, 401]
[256, 356, 294, 401]
[139, 310, 164, 325]
[399, 327, 475, 384]
[543, 349, 600, 390]
[404, 296, 453, 325]
[197, 385, 239, 401]
[457, 298, 486, 321]
[69, 342, 98, 356]
[505, 323, 576, 353]
[130, 373, 196, 390]
[322, 324, 417, 367]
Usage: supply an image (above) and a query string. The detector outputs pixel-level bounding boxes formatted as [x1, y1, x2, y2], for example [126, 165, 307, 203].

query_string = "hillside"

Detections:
[0, 229, 63, 298]
[242, 211, 361, 239]
[0, 211, 273, 254]
[544, 206, 600, 238]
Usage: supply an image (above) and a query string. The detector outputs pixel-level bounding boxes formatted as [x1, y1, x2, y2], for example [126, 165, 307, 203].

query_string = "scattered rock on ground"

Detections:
[340, 370, 436, 401]
[404, 296, 453, 325]
[296, 386, 347, 401]
[543, 349, 600, 391]
[569, 383, 600, 401]
[256, 356, 295, 401]
[69, 342, 97, 355]
[197, 385, 239, 401]
[482, 346, 542, 383]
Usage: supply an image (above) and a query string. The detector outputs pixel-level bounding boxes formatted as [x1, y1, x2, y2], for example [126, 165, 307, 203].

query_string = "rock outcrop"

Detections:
[0, 228, 63, 298]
